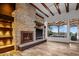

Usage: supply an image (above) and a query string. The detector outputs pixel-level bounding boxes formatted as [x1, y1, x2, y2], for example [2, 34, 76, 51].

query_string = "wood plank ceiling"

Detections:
[30, 3, 79, 19]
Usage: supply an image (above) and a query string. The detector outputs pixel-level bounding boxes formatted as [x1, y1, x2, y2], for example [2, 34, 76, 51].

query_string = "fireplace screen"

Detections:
[21, 31, 33, 44]
[36, 29, 43, 40]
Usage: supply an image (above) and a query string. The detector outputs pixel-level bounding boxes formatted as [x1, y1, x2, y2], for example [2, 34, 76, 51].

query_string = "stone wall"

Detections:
[35, 15, 44, 23]
[14, 3, 36, 46]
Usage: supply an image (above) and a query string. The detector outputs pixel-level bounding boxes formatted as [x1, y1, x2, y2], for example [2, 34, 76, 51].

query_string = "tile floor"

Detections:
[20, 41, 79, 56]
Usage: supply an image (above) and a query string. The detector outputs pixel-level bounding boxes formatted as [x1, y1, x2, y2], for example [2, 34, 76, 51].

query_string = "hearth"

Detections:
[21, 31, 33, 44]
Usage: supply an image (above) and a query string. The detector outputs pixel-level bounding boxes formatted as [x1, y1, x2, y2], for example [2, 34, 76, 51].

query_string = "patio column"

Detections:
[77, 24, 79, 41]
[44, 20, 48, 39]
[67, 19, 70, 42]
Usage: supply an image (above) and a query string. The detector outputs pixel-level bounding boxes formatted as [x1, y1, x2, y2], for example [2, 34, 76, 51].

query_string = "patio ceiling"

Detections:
[30, 3, 79, 17]
[30, 3, 79, 24]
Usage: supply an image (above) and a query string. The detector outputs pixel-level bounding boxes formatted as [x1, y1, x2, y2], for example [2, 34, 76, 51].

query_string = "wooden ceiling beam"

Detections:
[76, 3, 79, 10]
[36, 13, 44, 19]
[54, 3, 61, 14]
[30, 3, 49, 17]
[41, 3, 54, 16]
[65, 3, 69, 12]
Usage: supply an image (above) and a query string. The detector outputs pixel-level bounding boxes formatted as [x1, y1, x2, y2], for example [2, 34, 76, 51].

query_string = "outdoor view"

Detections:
[48, 25, 67, 37]
[70, 25, 77, 41]
[48, 25, 77, 41]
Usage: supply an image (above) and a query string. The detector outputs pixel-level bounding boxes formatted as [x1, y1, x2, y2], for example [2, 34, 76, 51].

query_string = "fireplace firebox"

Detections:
[21, 31, 33, 44]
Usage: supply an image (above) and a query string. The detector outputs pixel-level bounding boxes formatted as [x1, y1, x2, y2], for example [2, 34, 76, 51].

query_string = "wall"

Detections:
[35, 15, 44, 23]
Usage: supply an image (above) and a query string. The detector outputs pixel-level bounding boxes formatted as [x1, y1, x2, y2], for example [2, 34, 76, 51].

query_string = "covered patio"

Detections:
[0, 3, 79, 55]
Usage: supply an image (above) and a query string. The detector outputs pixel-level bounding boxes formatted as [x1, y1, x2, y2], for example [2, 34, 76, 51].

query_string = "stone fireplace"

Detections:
[13, 3, 46, 50]
[14, 3, 36, 46]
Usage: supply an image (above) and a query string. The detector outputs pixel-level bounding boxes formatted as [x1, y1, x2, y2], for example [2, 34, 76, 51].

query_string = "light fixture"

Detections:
[5, 31, 10, 36]
[0, 40, 4, 46]
[0, 31, 3, 36]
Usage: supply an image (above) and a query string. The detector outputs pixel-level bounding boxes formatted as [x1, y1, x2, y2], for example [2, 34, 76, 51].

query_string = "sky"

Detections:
[49, 25, 77, 33]
[70, 27, 77, 33]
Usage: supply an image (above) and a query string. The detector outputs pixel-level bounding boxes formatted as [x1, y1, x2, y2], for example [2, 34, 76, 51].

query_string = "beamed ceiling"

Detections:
[30, 3, 79, 19]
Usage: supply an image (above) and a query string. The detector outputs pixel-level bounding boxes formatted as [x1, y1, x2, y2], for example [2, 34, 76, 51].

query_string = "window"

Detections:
[48, 25, 58, 36]
[59, 25, 67, 33]
[70, 25, 77, 41]
[48, 25, 67, 37]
